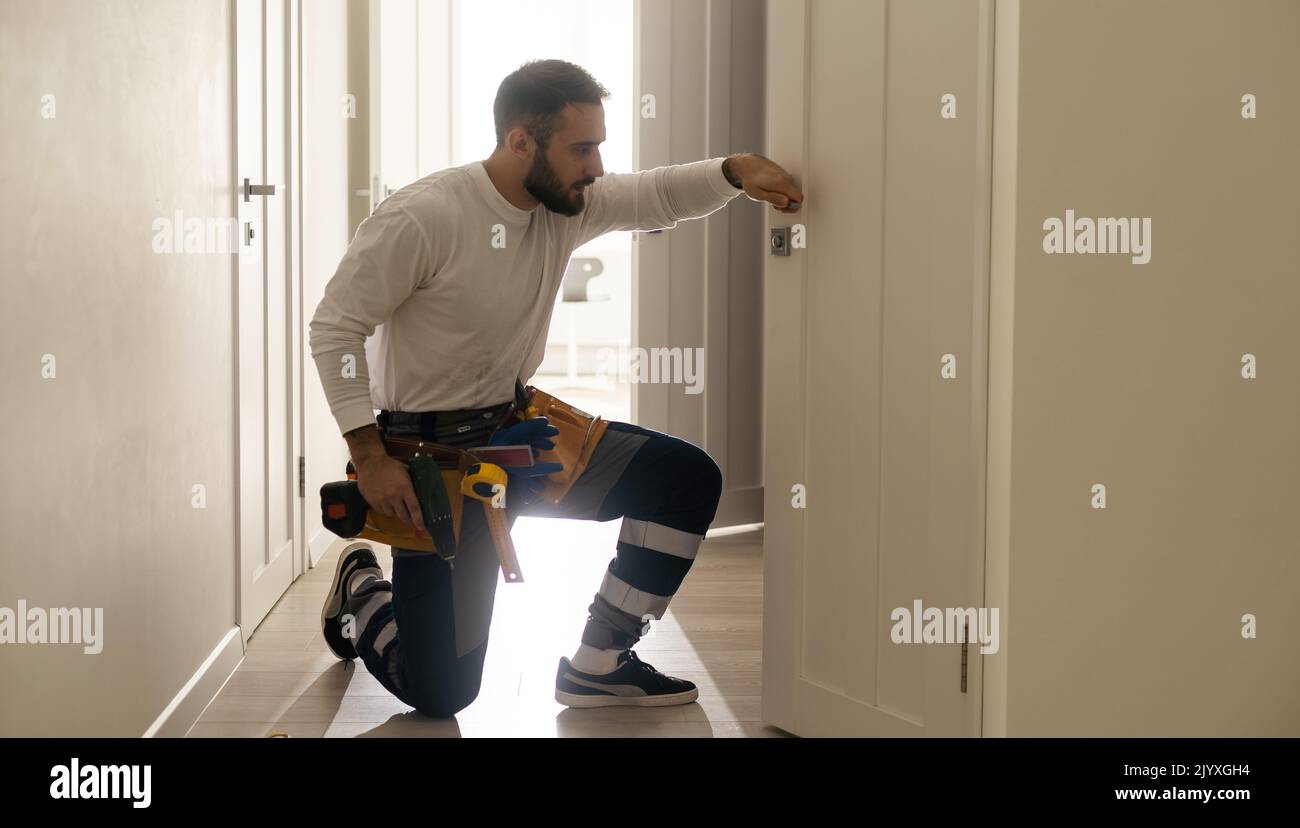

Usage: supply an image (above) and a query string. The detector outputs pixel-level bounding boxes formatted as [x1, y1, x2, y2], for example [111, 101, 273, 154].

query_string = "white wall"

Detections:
[0, 0, 238, 736]
[986, 0, 1300, 737]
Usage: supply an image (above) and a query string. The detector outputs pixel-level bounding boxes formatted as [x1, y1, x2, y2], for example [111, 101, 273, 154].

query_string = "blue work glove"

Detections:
[489, 416, 564, 504]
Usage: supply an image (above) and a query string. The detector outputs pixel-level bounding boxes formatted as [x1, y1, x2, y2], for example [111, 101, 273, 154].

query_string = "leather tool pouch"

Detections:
[517, 384, 610, 505]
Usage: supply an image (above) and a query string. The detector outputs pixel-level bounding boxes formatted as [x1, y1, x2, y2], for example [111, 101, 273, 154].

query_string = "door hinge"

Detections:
[960, 621, 969, 693]
[298, 455, 305, 498]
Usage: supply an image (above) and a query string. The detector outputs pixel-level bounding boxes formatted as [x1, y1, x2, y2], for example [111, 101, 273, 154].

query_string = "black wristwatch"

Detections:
[722, 156, 744, 190]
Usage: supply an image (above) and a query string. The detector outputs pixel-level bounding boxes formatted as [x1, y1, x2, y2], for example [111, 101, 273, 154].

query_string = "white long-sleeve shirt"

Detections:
[308, 156, 742, 437]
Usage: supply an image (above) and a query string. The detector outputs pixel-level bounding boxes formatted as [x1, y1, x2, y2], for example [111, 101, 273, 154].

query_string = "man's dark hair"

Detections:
[493, 59, 610, 150]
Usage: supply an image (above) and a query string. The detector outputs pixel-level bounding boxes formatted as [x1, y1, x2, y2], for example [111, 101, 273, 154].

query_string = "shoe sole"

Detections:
[554, 686, 699, 708]
[321, 541, 376, 661]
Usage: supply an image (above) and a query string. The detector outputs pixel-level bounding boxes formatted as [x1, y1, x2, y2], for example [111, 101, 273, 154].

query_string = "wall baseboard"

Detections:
[143, 626, 244, 738]
[308, 524, 336, 569]
[712, 485, 763, 530]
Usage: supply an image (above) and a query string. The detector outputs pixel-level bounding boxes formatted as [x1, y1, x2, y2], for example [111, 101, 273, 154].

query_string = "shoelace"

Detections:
[620, 650, 659, 674]
[613, 650, 693, 692]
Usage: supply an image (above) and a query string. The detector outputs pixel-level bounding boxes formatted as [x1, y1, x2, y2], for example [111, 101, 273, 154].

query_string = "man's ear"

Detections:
[506, 126, 533, 162]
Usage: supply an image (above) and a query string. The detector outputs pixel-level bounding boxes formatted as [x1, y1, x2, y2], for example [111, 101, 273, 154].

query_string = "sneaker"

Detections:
[321, 542, 382, 661]
[555, 650, 699, 708]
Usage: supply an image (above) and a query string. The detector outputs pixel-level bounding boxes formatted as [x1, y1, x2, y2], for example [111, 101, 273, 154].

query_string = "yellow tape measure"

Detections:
[460, 462, 508, 504]
[460, 460, 523, 581]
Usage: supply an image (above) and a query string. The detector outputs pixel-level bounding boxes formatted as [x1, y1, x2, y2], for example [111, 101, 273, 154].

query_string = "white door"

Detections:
[236, 0, 301, 635]
[761, 0, 993, 737]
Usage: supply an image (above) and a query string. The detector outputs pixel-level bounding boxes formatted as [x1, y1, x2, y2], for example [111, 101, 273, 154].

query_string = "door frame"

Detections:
[631, 0, 765, 529]
[290, 0, 306, 579]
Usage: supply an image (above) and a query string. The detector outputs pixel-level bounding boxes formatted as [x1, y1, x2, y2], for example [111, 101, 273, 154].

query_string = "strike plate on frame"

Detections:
[770, 226, 791, 256]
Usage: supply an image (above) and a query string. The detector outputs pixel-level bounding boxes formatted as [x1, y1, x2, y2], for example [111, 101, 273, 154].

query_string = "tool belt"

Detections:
[319, 381, 609, 583]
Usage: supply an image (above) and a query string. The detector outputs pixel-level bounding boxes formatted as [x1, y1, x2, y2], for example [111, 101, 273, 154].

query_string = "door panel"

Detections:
[762, 0, 992, 737]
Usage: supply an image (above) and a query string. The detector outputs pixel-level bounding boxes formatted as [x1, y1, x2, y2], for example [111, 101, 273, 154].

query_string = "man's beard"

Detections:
[524, 148, 592, 217]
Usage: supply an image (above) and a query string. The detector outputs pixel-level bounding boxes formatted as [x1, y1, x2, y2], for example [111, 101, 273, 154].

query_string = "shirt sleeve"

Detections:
[574, 157, 742, 247]
[308, 205, 435, 437]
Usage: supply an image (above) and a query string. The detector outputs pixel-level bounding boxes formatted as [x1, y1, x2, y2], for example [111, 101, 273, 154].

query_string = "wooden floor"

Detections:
[189, 519, 790, 737]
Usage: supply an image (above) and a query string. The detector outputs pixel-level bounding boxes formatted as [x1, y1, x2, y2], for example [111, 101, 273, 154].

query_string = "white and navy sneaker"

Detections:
[321, 542, 382, 661]
[555, 650, 699, 708]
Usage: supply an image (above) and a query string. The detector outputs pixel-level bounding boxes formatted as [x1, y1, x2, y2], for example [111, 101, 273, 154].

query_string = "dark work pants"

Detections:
[342, 414, 723, 719]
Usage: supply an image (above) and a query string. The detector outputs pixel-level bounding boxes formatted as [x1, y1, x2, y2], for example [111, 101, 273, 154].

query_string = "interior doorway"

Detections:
[374, 0, 635, 421]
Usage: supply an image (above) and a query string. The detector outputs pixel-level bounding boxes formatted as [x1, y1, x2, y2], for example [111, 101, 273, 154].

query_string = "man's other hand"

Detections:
[355, 454, 427, 536]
